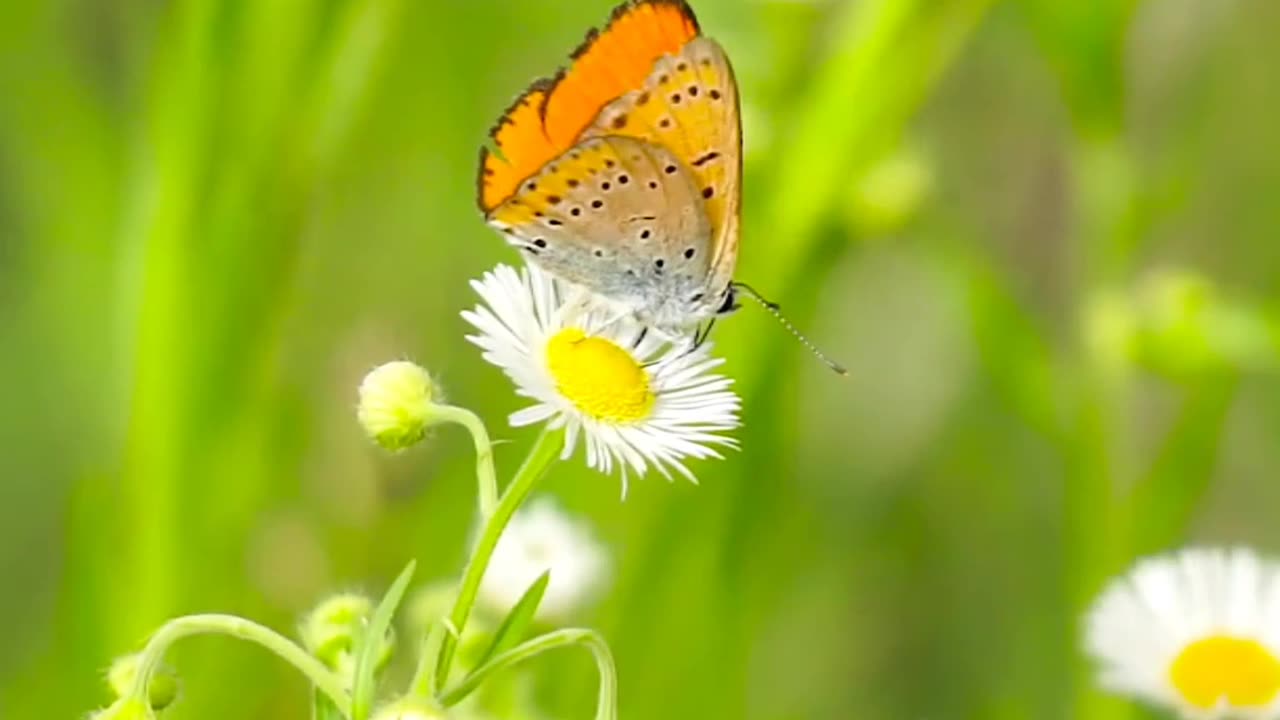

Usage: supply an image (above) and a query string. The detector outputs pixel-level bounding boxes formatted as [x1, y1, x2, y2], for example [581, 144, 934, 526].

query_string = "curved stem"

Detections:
[128, 613, 350, 715]
[434, 404, 498, 518]
[439, 628, 617, 720]
[425, 426, 564, 692]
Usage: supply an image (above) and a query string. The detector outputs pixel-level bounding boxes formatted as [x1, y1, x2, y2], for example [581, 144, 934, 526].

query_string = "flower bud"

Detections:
[1085, 270, 1280, 380]
[357, 361, 444, 451]
[1083, 289, 1139, 376]
[846, 145, 933, 237]
[300, 593, 395, 678]
[1134, 270, 1277, 378]
[106, 654, 179, 711]
[89, 697, 155, 720]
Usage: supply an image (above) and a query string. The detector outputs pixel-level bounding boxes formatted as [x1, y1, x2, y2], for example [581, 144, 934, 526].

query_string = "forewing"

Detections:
[478, 1, 700, 213]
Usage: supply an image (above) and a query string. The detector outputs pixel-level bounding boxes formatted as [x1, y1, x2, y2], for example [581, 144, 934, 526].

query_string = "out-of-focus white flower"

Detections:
[1085, 547, 1280, 719]
[478, 496, 609, 621]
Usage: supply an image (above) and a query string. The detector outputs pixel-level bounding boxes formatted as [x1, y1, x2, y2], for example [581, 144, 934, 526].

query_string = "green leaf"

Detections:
[312, 688, 345, 720]
[476, 571, 550, 668]
[350, 560, 416, 720]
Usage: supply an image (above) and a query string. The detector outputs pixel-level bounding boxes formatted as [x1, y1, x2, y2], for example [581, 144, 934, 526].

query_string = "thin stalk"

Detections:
[439, 628, 617, 720]
[424, 426, 564, 693]
[434, 404, 498, 518]
[128, 613, 350, 715]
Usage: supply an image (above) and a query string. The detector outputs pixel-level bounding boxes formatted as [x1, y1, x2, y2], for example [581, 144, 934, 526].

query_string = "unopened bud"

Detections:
[106, 654, 179, 711]
[301, 593, 395, 678]
[357, 361, 444, 451]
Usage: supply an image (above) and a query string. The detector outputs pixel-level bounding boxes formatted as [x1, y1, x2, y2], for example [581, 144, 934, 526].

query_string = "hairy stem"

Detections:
[440, 628, 617, 720]
[435, 404, 499, 518]
[424, 426, 564, 693]
[129, 613, 350, 714]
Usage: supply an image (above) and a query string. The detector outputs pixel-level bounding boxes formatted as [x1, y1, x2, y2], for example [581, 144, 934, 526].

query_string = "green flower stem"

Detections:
[434, 404, 498, 519]
[128, 613, 350, 715]
[424, 426, 565, 693]
[440, 628, 617, 720]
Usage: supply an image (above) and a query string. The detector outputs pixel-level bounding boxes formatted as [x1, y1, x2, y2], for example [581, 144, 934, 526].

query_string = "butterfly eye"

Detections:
[684, 248, 695, 259]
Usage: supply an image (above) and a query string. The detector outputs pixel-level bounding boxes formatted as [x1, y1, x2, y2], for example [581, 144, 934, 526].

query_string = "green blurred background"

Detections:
[3, 0, 1280, 717]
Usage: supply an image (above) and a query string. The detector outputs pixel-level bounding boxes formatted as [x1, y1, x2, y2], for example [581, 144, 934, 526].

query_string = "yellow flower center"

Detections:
[1170, 635, 1280, 709]
[546, 328, 655, 423]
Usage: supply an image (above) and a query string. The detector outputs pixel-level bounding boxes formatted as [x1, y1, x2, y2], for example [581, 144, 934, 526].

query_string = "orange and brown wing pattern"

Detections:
[477, 0, 701, 213]
[584, 37, 742, 289]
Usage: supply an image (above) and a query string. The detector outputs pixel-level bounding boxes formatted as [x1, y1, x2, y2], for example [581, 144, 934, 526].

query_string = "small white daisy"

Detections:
[1085, 547, 1280, 719]
[461, 263, 741, 486]
[477, 496, 609, 621]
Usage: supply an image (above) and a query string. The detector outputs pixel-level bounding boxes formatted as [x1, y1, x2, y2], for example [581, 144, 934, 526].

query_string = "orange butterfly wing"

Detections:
[477, 1, 701, 213]
[582, 37, 742, 295]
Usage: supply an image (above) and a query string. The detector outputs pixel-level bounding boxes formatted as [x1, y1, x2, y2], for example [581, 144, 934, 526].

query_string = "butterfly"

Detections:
[477, 0, 741, 341]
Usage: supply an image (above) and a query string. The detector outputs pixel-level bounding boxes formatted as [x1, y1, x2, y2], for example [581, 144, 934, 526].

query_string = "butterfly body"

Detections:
[478, 3, 741, 337]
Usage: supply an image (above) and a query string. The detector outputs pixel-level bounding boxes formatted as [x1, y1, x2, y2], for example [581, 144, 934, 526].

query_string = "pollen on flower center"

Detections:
[546, 327, 655, 423]
[1169, 635, 1280, 709]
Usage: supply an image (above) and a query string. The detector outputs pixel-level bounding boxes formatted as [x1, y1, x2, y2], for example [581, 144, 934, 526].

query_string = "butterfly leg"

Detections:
[631, 326, 648, 350]
[690, 318, 717, 353]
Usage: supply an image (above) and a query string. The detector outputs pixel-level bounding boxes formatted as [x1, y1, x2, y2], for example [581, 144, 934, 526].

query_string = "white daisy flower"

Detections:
[461, 263, 740, 486]
[477, 496, 609, 621]
[1085, 547, 1280, 719]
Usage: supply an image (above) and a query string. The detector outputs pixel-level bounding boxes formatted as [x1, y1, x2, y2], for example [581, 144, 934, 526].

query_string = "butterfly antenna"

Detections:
[732, 282, 848, 376]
